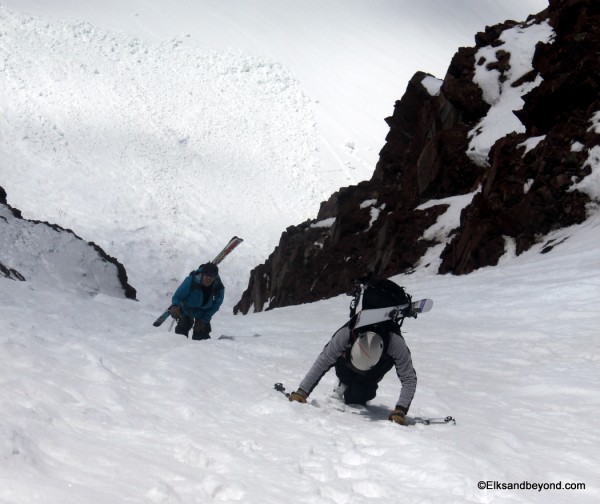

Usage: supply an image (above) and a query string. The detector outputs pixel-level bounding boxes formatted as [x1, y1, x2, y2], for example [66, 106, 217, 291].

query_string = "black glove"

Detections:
[168, 306, 181, 319]
[388, 407, 407, 425]
[289, 389, 308, 403]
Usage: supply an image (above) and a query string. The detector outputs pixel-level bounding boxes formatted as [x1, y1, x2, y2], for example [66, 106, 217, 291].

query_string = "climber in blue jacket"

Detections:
[168, 263, 224, 340]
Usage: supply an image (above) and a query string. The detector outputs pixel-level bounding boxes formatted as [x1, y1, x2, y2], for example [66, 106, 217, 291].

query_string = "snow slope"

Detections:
[1, 213, 598, 504]
[0, 4, 325, 304]
[2, 1, 599, 503]
[0, 1, 548, 307]
[3, 0, 548, 179]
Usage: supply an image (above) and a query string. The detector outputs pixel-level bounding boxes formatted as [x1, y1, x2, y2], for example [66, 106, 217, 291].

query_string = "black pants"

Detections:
[334, 359, 378, 405]
[174, 316, 212, 340]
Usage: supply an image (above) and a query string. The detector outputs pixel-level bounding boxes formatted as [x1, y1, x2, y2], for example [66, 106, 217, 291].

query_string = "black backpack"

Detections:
[362, 279, 411, 310]
[347, 277, 413, 328]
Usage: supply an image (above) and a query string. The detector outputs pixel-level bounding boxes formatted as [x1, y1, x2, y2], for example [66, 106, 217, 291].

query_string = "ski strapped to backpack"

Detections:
[353, 299, 433, 330]
[152, 236, 243, 327]
[346, 274, 433, 329]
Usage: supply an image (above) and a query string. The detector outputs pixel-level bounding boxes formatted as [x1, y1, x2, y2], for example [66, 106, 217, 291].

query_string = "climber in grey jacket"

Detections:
[288, 279, 417, 425]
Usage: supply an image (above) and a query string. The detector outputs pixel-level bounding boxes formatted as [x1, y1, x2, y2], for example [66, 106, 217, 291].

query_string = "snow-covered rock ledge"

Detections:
[0, 186, 136, 299]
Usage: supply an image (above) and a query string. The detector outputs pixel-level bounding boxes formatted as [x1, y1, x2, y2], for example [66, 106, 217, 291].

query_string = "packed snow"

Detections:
[2, 1, 599, 503]
[0, 204, 127, 297]
[415, 188, 482, 268]
[2, 212, 598, 504]
[468, 20, 555, 166]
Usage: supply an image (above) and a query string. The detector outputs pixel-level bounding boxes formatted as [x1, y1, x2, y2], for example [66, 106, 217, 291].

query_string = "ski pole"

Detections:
[413, 416, 456, 425]
[274, 383, 290, 398]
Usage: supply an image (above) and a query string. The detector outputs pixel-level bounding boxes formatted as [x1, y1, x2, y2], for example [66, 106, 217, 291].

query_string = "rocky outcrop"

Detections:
[439, 0, 599, 273]
[0, 185, 137, 299]
[235, 0, 600, 314]
[234, 72, 472, 314]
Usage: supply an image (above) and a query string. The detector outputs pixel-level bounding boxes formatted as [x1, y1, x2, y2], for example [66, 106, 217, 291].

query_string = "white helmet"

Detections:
[350, 331, 384, 371]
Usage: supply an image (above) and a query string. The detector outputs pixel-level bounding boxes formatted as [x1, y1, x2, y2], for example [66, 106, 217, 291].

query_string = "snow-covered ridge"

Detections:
[0, 191, 135, 298]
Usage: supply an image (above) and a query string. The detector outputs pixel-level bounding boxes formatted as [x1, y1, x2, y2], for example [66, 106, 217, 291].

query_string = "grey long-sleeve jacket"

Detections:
[298, 323, 417, 412]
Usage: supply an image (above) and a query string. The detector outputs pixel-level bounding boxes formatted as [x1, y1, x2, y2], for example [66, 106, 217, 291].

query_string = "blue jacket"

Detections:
[171, 270, 224, 321]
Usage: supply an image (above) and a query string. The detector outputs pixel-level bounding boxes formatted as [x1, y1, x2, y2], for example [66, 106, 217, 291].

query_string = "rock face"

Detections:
[439, 0, 599, 274]
[1, 185, 137, 299]
[235, 0, 600, 314]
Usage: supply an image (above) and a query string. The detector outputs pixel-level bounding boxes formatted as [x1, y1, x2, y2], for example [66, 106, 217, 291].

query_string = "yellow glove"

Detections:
[388, 407, 407, 425]
[289, 389, 308, 403]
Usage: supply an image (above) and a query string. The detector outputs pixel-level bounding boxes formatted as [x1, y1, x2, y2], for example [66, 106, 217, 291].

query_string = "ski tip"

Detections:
[415, 298, 433, 313]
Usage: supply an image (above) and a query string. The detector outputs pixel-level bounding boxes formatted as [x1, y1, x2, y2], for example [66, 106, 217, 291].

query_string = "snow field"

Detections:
[0, 5, 329, 303]
[2, 1, 598, 502]
[2, 211, 599, 503]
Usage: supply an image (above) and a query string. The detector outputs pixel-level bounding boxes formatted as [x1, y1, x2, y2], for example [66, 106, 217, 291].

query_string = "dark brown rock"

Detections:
[235, 0, 600, 313]
[234, 70, 480, 314]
